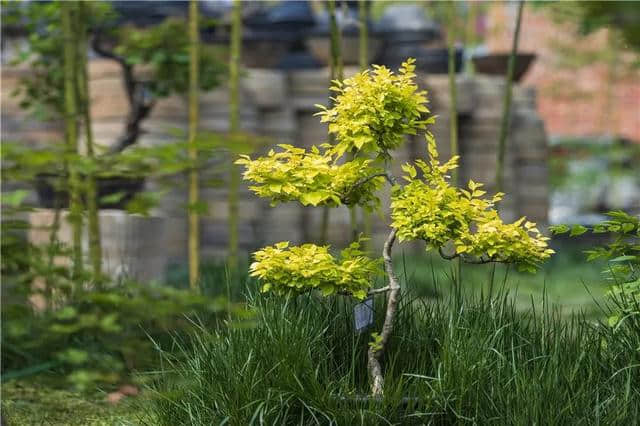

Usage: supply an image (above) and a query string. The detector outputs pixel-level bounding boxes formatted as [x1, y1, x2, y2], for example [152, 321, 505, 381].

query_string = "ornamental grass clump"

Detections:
[236, 58, 554, 396]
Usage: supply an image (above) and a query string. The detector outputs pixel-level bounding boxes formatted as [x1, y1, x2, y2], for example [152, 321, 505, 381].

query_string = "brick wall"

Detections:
[485, 2, 639, 142]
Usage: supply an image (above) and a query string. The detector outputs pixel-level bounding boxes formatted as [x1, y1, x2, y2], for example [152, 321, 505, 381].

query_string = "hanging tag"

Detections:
[354, 297, 374, 333]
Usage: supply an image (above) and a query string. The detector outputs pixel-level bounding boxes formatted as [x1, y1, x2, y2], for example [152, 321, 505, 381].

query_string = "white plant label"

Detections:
[354, 297, 374, 332]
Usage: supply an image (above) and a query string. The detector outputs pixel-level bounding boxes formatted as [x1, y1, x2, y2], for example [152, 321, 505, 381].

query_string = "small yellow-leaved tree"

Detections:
[236, 59, 553, 396]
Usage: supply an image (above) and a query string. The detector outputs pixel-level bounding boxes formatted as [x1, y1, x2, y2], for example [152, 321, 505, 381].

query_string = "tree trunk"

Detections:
[495, 0, 524, 193]
[76, 1, 102, 282]
[61, 1, 83, 280]
[228, 0, 242, 269]
[188, 0, 201, 291]
[367, 228, 400, 396]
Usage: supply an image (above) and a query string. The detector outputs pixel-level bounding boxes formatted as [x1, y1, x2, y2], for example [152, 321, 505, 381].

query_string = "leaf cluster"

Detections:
[7, 1, 226, 119]
[240, 59, 554, 302]
[2, 269, 230, 389]
[316, 58, 433, 158]
[391, 134, 554, 273]
[114, 17, 227, 97]
[1, 136, 238, 216]
[550, 211, 639, 308]
[539, 1, 640, 53]
[6, 1, 114, 118]
[249, 240, 381, 300]
[236, 144, 384, 209]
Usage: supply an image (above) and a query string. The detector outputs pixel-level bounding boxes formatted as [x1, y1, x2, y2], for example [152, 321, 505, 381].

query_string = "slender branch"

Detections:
[384, 171, 398, 185]
[356, 172, 396, 189]
[336, 285, 390, 298]
[368, 227, 399, 396]
[461, 255, 500, 264]
[368, 285, 390, 295]
[341, 172, 387, 203]
[438, 246, 507, 265]
[438, 246, 457, 260]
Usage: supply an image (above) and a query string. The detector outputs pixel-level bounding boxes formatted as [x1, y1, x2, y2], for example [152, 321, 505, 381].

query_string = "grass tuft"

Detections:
[147, 279, 639, 425]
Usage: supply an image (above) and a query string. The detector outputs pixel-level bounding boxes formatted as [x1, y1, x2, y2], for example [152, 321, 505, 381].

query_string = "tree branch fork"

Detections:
[357, 169, 511, 396]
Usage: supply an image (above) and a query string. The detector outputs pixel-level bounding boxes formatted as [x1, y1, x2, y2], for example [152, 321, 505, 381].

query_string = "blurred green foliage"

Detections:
[544, 1, 640, 52]
[549, 138, 640, 190]
[4, 1, 114, 119]
[0, 186, 234, 389]
[0, 0, 241, 392]
[551, 210, 639, 335]
[115, 17, 227, 97]
[4, 1, 227, 119]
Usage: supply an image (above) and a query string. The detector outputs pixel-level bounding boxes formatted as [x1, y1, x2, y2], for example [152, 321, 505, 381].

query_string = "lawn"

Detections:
[399, 240, 608, 315]
[1, 378, 151, 425]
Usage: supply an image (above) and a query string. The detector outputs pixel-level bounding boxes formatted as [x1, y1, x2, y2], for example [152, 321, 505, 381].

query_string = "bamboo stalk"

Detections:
[359, 0, 372, 249]
[76, 1, 102, 282]
[495, 1, 524, 194]
[466, 0, 479, 74]
[447, 1, 459, 187]
[61, 1, 83, 280]
[45, 190, 62, 311]
[228, 0, 242, 270]
[447, 1, 462, 284]
[358, 0, 368, 70]
[188, 0, 201, 291]
[321, 0, 344, 245]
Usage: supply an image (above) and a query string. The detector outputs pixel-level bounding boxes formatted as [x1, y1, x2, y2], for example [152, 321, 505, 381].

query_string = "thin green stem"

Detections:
[447, 1, 462, 284]
[495, 0, 524, 194]
[322, 0, 344, 245]
[228, 0, 242, 269]
[61, 1, 83, 281]
[77, 1, 102, 283]
[188, 0, 201, 292]
[359, 0, 372, 249]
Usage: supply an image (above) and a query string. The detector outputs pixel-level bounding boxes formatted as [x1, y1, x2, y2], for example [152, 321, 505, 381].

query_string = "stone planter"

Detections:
[28, 209, 171, 283]
[35, 174, 145, 209]
[472, 53, 536, 82]
[382, 46, 463, 74]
